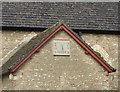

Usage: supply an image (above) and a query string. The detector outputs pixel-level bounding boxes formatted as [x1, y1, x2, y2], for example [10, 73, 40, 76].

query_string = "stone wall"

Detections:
[2, 31, 118, 90]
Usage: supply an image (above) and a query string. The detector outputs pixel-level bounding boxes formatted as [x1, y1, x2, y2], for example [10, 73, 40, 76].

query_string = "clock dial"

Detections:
[53, 38, 70, 55]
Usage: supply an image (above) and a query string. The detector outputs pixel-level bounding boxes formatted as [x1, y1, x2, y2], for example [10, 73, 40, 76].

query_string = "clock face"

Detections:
[53, 38, 70, 55]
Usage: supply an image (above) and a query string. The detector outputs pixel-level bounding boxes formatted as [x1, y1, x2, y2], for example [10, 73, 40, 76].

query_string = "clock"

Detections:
[53, 38, 70, 55]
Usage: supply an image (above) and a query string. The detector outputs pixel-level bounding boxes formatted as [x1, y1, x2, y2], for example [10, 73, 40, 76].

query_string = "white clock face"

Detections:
[53, 38, 70, 55]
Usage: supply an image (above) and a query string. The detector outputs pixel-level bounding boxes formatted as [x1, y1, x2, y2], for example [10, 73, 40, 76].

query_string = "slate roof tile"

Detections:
[2, 2, 119, 31]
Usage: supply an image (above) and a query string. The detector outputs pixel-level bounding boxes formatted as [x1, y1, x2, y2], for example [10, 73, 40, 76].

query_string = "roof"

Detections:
[2, 2, 119, 32]
[1, 21, 116, 76]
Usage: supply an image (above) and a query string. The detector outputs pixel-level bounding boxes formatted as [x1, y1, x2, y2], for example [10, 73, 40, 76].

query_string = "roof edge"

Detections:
[2, 26, 120, 34]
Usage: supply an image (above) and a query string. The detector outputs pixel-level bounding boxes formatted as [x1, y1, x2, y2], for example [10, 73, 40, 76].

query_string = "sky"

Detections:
[1, 0, 120, 2]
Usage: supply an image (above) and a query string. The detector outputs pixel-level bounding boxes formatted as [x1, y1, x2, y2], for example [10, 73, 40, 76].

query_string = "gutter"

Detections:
[2, 26, 120, 34]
